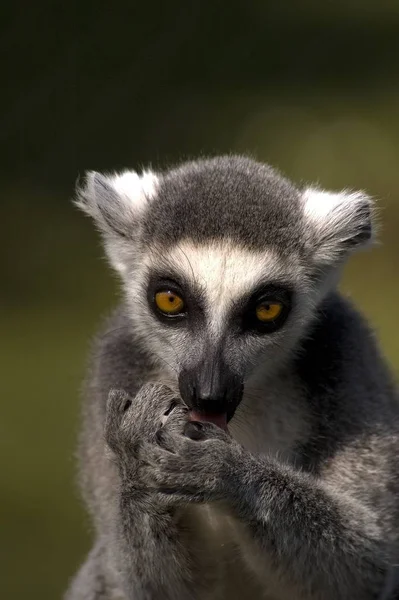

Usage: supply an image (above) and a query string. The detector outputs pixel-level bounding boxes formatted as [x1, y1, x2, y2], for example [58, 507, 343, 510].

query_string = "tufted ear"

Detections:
[75, 170, 159, 237]
[301, 186, 375, 266]
[75, 169, 159, 274]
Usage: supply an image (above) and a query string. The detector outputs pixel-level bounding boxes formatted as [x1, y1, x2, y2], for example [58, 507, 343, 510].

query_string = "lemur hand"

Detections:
[105, 383, 188, 490]
[139, 414, 241, 503]
[105, 383, 241, 504]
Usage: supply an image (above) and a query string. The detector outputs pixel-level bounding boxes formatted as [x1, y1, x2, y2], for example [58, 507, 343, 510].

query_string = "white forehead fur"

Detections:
[146, 241, 302, 336]
[108, 169, 159, 210]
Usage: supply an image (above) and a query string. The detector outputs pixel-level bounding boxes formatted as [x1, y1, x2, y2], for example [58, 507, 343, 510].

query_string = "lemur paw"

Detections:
[104, 384, 188, 473]
[138, 419, 239, 503]
[105, 384, 240, 503]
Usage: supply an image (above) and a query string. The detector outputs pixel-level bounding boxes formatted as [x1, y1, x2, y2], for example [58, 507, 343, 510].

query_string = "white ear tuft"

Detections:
[108, 170, 158, 212]
[75, 168, 160, 277]
[75, 169, 159, 237]
[302, 186, 374, 264]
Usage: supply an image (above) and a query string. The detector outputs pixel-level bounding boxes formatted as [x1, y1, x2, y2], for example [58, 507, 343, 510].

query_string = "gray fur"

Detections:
[66, 156, 399, 600]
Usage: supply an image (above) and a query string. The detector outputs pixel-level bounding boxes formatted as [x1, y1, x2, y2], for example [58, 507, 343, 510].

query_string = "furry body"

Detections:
[65, 156, 399, 599]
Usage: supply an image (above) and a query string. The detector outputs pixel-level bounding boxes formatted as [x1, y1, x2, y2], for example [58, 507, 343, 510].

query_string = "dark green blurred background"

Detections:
[2, 2, 399, 598]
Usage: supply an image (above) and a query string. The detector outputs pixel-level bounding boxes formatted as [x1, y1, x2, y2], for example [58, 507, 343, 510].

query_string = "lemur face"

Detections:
[76, 155, 374, 423]
[139, 240, 302, 423]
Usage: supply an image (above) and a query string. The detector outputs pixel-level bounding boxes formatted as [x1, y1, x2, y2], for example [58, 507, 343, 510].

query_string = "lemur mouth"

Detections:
[189, 410, 228, 431]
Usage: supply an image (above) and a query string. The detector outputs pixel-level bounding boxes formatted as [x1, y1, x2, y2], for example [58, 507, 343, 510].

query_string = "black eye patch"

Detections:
[146, 271, 206, 328]
[236, 283, 293, 334]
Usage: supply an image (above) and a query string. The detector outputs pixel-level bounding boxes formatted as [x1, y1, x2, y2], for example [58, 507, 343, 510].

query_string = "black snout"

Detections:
[179, 357, 244, 421]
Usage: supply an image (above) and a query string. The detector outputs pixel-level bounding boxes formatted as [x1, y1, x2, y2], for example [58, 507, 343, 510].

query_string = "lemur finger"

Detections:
[136, 382, 185, 424]
[104, 389, 132, 449]
[160, 404, 189, 433]
[154, 427, 186, 454]
[184, 421, 232, 443]
[140, 459, 218, 501]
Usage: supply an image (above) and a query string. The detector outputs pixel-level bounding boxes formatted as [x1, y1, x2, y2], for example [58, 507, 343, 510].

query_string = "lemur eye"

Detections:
[255, 301, 283, 322]
[155, 290, 185, 315]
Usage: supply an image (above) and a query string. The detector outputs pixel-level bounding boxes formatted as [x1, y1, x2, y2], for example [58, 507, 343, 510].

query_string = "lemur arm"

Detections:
[104, 385, 202, 600]
[226, 452, 393, 599]
[144, 422, 397, 600]
[114, 492, 198, 600]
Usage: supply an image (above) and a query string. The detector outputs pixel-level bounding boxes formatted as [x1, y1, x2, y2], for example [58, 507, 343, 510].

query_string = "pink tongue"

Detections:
[189, 410, 228, 431]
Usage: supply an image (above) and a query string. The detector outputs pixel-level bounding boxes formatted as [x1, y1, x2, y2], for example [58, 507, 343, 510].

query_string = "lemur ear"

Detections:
[301, 186, 375, 265]
[75, 169, 159, 275]
[75, 170, 159, 237]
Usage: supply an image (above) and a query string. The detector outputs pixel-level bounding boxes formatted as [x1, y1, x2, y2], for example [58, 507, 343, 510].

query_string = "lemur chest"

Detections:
[179, 504, 295, 600]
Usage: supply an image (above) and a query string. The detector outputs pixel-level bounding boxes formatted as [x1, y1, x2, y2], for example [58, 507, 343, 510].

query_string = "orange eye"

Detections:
[256, 302, 283, 322]
[155, 290, 185, 315]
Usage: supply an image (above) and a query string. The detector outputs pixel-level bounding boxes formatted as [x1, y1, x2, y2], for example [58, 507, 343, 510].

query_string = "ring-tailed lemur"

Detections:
[65, 155, 399, 600]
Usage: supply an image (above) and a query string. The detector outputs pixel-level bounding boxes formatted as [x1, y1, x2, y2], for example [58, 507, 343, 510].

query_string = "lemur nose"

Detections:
[178, 360, 244, 419]
[194, 395, 228, 415]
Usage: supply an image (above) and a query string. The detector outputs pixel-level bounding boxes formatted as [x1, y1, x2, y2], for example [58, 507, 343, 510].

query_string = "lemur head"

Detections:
[76, 155, 374, 424]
